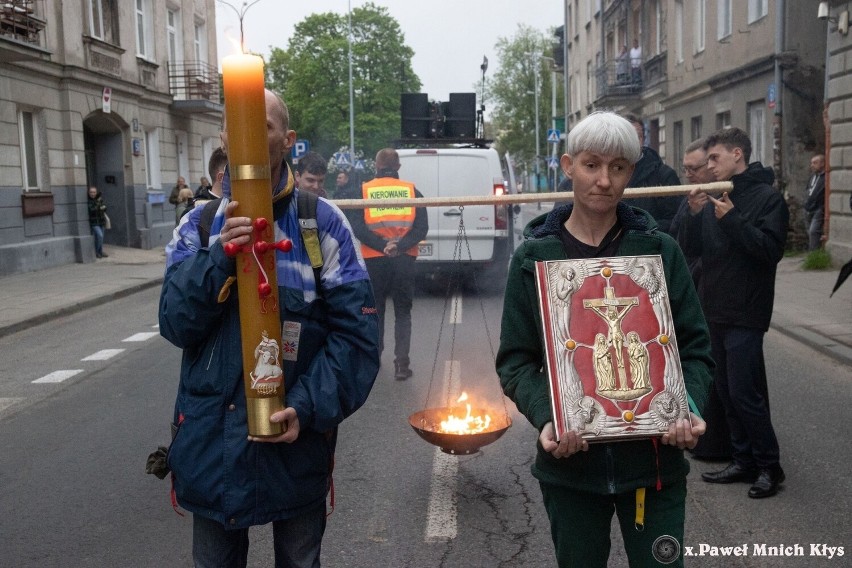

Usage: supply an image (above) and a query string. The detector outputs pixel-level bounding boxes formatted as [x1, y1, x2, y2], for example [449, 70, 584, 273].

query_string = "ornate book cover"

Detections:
[534, 255, 689, 442]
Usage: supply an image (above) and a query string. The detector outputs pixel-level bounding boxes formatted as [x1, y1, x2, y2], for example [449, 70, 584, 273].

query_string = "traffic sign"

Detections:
[335, 152, 352, 168]
[291, 139, 310, 160]
[547, 129, 561, 143]
[354, 159, 365, 171]
[547, 156, 559, 170]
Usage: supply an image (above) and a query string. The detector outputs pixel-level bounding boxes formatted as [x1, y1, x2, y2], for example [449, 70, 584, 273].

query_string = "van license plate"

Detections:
[418, 243, 433, 256]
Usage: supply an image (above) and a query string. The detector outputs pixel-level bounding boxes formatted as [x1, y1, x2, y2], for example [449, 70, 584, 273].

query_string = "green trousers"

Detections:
[540, 479, 687, 567]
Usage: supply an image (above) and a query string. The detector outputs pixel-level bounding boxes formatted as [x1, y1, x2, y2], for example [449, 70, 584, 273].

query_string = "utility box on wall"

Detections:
[21, 192, 55, 218]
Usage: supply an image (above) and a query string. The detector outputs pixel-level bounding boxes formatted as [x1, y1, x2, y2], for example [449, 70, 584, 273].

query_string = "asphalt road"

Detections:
[0, 285, 849, 567]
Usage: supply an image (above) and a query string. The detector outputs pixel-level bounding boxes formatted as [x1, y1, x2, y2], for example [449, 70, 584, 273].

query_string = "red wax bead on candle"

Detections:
[223, 242, 240, 257]
[258, 282, 272, 297]
[276, 240, 293, 252]
[254, 217, 268, 232]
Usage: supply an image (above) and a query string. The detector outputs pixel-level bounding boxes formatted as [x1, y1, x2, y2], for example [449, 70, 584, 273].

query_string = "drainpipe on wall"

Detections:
[773, 0, 785, 193]
[823, 6, 832, 249]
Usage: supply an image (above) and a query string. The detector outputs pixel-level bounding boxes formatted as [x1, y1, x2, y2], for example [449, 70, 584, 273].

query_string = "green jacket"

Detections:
[496, 203, 713, 494]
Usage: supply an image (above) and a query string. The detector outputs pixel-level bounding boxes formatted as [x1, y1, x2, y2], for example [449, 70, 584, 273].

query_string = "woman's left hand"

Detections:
[661, 412, 706, 449]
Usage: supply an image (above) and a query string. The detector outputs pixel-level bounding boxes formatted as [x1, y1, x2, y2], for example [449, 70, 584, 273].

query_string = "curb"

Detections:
[770, 320, 852, 368]
[0, 276, 164, 339]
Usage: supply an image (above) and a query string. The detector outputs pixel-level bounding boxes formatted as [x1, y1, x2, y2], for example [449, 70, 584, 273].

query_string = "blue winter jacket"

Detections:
[159, 161, 379, 528]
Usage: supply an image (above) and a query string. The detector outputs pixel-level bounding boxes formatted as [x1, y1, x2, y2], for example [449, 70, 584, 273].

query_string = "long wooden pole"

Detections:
[331, 181, 732, 209]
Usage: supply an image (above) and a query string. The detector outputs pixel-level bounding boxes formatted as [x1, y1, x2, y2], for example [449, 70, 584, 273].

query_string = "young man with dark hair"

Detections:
[678, 126, 789, 499]
[295, 151, 328, 197]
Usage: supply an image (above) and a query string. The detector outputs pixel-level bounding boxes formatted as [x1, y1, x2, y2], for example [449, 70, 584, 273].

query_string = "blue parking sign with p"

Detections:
[291, 139, 310, 160]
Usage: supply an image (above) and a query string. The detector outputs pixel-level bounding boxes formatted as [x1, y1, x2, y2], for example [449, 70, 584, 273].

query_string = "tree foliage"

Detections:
[487, 25, 560, 179]
[266, 3, 421, 162]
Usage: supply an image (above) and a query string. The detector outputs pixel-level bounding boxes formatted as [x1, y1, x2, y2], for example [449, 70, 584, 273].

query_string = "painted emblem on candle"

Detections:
[250, 330, 283, 395]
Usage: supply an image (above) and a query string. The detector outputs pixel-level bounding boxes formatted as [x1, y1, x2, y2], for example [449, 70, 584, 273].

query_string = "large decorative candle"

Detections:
[222, 53, 288, 437]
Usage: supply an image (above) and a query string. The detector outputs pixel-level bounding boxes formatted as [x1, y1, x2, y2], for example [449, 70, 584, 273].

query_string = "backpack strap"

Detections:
[297, 191, 324, 289]
[198, 198, 222, 249]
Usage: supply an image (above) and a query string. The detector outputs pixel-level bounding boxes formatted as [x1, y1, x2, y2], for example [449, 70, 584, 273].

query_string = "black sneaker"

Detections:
[394, 363, 412, 381]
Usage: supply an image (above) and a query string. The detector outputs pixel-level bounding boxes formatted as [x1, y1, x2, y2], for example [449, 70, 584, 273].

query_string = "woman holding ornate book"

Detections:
[496, 111, 713, 568]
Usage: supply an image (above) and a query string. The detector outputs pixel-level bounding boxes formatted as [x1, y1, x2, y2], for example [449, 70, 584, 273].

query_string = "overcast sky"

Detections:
[215, 0, 564, 105]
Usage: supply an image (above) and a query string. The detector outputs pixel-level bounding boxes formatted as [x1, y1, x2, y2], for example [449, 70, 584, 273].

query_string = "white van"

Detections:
[397, 147, 514, 291]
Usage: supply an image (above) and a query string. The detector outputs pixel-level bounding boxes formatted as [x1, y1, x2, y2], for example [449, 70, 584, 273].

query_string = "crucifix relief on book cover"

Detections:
[535, 255, 689, 442]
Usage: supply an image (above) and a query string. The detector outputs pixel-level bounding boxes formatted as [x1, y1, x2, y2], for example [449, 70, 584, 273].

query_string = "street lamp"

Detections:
[348, 0, 355, 166]
[526, 52, 541, 194]
[216, 0, 265, 53]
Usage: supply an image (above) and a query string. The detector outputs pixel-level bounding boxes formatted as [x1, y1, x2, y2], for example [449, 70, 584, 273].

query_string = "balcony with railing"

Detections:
[0, 0, 49, 61]
[595, 57, 643, 105]
[168, 60, 222, 114]
[595, 52, 668, 107]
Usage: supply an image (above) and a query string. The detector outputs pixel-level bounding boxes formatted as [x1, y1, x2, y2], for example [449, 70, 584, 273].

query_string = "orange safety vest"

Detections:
[360, 177, 418, 259]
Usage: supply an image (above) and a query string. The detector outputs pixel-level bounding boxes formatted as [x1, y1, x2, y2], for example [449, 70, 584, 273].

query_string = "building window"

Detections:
[586, 60, 593, 104]
[691, 116, 702, 141]
[19, 110, 41, 191]
[748, 101, 765, 165]
[675, 1, 684, 64]
[748, 0, 768, 23]
[695, 0, 706, 53]
[673, 121, 684, 170]
[717, 0, 732, 40]
[135, 0, 154, 59]
[654, 0, 662, 55]
[716, 110, 731, 130]
[88, 0, 118, 44]
[167, 9, 182, 63]
[194, 22, 207, 64]
[144, 128, 161, 190]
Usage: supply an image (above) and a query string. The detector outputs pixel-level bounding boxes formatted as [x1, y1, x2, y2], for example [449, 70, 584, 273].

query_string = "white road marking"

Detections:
[32, 369, 84, 384]
[122, 331, 159, 342]
[81, 349, 125, 361]
[449, 292, 463, 325]
[425, 448, 458, 542]
[424, 360, 462, 542]
[0, 397, 23, 413]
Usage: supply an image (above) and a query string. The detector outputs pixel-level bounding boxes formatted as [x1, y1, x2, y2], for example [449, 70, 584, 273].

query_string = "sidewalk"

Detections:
[0, 244, 166, 338]
[0, 244, 850, 366]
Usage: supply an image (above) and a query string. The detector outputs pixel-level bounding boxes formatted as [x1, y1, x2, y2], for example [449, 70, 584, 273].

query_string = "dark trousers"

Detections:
[540, 479, 687, 568]
[806, 209, 824, 251]
[191, 503, 326, 568]
[365, 254, 416, 366]
[709, 323, 780, 469]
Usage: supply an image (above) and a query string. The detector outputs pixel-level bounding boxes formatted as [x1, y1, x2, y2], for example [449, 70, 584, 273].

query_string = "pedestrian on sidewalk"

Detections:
[174, 187, 194, 223]
[803, 153, 826, 251]
[87, 185, 109, 259]
[678, 127, 789, 499]
[497, 111, 713, 568]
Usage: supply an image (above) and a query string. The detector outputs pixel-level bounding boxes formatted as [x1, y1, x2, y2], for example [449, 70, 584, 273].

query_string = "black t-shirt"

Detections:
[558, 219, 624, 259]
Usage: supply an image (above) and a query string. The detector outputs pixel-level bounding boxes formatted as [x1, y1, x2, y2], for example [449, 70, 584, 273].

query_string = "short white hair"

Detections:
[566, 112, 642, 164]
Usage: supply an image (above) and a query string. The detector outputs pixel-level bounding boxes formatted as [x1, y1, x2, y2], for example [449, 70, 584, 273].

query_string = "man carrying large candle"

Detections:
[160, 87, 379, 567]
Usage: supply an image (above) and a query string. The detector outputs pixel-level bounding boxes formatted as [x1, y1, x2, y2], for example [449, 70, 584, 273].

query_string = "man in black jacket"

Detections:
[803, 153, 826, 251]
[678, 127, 789, 499]
[621, 114, 683, 235]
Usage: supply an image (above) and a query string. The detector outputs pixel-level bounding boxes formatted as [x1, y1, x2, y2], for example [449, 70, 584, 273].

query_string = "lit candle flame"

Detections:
[439, 392, 492, 435]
